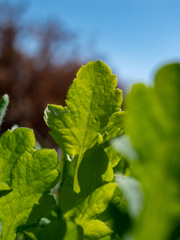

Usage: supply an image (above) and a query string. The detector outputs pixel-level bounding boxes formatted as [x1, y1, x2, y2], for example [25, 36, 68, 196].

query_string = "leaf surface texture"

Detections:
[44, 61, 125, 192]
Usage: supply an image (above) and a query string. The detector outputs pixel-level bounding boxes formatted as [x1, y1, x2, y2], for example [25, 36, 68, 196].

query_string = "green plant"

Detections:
[0, 61, 179, 240]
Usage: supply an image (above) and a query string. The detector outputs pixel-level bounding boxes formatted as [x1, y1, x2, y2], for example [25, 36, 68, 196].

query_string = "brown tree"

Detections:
[0, 2, 87, 147]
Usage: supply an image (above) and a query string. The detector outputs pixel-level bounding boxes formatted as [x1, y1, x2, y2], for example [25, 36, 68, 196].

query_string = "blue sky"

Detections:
[9, 0, 180, 87]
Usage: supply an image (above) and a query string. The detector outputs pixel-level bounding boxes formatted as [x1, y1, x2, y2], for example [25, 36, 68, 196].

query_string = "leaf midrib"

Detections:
[73, 88, 95, 193]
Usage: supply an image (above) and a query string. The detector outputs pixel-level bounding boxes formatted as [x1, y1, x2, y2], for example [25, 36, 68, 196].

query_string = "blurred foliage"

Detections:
[111, 63, 180, 240]
[124, 63, 180, 240]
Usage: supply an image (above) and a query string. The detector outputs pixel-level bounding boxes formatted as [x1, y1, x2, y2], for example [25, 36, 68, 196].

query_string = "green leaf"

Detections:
[0, 149, 59, 240]
[38, 219, 81, 240]
[102, 143, 122, 182]
[125, 63, 180, 240]
[104, 143, 122, 168]
[16, 195, 57, 240]
[17, 195, 57, 229]
[78, 146, 112, 195]
[0, 128, 35, 186]
[82, 220, 112, 239]
[0, 94, 9, 126]
[44, 61, 125, 192]
[59, 179, 78, 215]
[62, 182, 117, 239]
[23, 219, 82, 240]
[97, 185, 132, 239]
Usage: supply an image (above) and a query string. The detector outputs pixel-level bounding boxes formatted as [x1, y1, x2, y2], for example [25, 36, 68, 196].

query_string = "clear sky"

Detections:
[8, 0, 180, 87]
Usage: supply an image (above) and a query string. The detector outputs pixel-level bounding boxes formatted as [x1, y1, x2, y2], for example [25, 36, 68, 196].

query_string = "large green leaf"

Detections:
[44, 61, 125, 192]
[125, 63, 180, 240]
[0, 149, 59, 240]
[0, 94, 9, 126]
[0, 128, 35, 186]
[60, 181, 117, 239]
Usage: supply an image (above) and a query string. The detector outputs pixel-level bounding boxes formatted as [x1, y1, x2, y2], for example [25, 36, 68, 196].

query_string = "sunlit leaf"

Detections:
[0, 149, 59, 240]
[44, 61, 125, 192]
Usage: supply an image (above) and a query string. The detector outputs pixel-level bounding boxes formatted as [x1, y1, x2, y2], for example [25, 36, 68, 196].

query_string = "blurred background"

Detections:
[0, 0, 179, 148]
